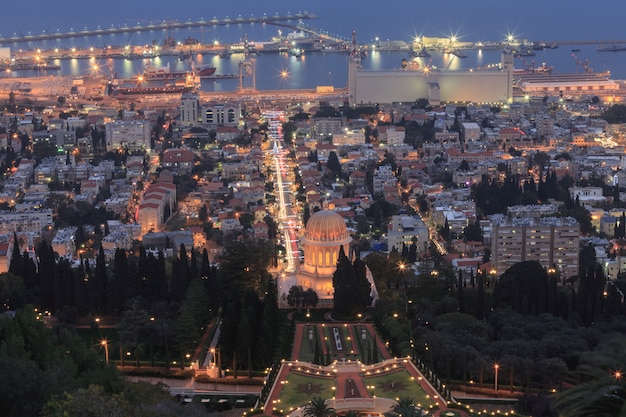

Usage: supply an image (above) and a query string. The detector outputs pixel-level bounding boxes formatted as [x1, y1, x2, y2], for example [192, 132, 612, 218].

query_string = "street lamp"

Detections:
[494, 363, 499, 391]
[210, 348, 221, 377]
[101, 339, 109, 364]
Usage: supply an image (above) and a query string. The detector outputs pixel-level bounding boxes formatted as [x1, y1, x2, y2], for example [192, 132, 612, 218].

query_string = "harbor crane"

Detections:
[571, 52, 593, 73]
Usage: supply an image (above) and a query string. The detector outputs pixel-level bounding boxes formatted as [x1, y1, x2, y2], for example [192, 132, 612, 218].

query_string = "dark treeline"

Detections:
[471, 169, 566, 215]
[2, 236, 285, 374]
[365, 249, 626, 414]
[0, 307, 210, 417]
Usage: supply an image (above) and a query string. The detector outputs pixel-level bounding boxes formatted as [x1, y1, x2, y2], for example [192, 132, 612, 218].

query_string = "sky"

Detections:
[5, 0, 626, 44]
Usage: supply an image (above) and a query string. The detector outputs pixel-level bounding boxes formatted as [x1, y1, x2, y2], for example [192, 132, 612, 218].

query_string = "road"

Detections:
[266, 111, 300, 273]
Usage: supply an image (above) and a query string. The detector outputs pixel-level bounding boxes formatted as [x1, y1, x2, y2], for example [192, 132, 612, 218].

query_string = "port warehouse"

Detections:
[516, 72, 619, 95]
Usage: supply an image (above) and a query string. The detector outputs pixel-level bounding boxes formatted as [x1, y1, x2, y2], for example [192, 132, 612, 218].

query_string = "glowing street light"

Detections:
[101, 339, 109, 364]
[494, 363, 499, 391]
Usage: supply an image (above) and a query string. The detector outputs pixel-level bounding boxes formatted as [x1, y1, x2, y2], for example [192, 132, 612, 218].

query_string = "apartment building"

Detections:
[490, 215, 579, 279]
[105, 120, 151, 150]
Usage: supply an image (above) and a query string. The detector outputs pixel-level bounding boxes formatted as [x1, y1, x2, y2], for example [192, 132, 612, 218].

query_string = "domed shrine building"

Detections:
[297, 210, 352, 298]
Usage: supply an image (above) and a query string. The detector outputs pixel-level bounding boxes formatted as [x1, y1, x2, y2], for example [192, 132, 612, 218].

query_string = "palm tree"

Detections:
[554, 365, 626, 417]
[554, 335, 626, 417]
[384, 397, 424, 417]
[302, 397, 336, 417]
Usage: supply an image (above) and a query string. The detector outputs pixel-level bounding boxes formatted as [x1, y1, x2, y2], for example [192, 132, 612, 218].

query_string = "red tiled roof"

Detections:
[162, 149, 194, 163]
[139, 202, 160, 209]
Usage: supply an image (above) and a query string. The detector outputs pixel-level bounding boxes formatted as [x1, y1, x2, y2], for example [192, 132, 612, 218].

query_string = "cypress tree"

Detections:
[111, 248, 128, 314]
[177, 244, 191, 299]
[326, 343, 331, 366]
[408, 242, 417, 263]
[53, 259, 64, 313]
[372, 336, 379, 363]
[190, 248, 198, 281]
[457, 269, 464, 313]
[200, 249, 210, 282]
[37, 240, 55, 312]
[8, 232, 23, 279]
[314, 332, 321, 365]
[21, 251, 37, 290]
[95, 246, 107, 314]
[156, 251, 169, 301]
[476, 270, 485, 320]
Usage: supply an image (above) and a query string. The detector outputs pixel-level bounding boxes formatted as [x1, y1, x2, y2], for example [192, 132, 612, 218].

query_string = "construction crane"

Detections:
[571, 53, 593, 73]
[518, 56, 536, 72]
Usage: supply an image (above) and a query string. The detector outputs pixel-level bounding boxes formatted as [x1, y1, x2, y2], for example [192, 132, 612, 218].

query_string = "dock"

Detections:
[0, 13, 316, 45]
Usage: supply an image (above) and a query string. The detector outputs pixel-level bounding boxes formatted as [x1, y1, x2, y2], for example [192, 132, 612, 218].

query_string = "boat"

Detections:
[475, 41, 501, 50]
[3, 62, 61, 72]
[571, 48, 581, 52]
[112, 84, 193, 95]
[289, 47, 304, 58]
[142, 62, 189, 80]
[142, 60, 216, 79]
[598, 44, 626, 52]
[196, 65, 217, 77]
[410, 45, 431, 58]
[443, 48, 467, 58]
[513, 62, 553, 75]
[515, 48, 536, 57]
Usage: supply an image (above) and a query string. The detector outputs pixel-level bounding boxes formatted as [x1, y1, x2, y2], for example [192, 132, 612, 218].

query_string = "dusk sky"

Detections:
[5, 0, 626, 43]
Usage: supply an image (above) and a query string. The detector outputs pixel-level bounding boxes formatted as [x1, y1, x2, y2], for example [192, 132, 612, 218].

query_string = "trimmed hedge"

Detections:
[119, 367, 194, 379]
[194, 375, 265, 386]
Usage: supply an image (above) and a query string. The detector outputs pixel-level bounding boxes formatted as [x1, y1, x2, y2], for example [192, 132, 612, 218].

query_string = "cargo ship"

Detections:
[598, 44, 626, 52]
[141, 61, 216, 79]
[1, 62, 61, 72]
[513, 62, 553, 75]
[112, 83, 194, 95]
[195, 65, 217, 77]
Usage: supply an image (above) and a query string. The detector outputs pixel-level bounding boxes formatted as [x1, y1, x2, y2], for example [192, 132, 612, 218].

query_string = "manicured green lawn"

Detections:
[273, 372, 335, 413]
[297, 324, 317, 363]
[363, 369, 436, 410]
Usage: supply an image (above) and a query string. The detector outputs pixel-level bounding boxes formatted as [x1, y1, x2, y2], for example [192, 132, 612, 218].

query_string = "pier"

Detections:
[0, 13, 316, 45]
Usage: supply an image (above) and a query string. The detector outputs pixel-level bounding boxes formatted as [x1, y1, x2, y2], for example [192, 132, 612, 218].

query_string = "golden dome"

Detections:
[304, 210, 349, 242]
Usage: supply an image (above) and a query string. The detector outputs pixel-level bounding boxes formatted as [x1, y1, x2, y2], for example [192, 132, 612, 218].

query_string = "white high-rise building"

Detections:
[180, 93, 200, 126]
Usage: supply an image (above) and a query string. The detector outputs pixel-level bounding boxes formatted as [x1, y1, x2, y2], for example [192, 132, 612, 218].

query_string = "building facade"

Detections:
[297, 210, 352, 298]
[105, 121, 151, 150]
[490, 215, 580, 279]
[387, 215, 429, 254]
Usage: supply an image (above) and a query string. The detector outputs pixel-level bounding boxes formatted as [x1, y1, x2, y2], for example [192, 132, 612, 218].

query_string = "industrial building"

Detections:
[348, 49, 514, 106]
[516, 72, 619, 96]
